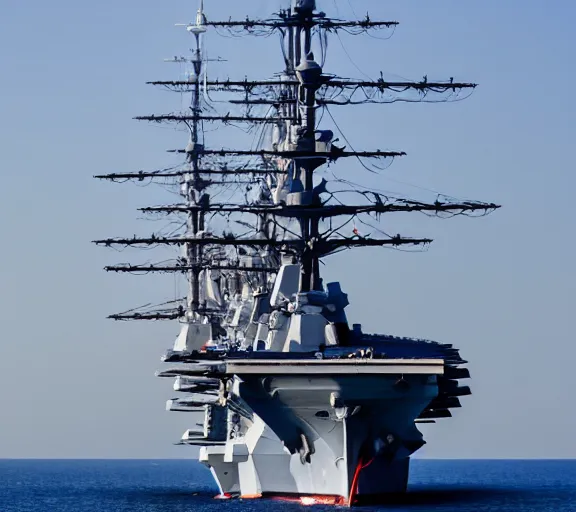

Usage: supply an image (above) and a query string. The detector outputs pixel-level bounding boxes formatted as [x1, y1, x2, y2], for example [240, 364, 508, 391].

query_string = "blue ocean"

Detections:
[1, 459, 575, 512]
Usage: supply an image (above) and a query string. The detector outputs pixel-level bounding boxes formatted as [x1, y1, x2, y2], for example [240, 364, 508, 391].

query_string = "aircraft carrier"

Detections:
[95, 0, 498, 505]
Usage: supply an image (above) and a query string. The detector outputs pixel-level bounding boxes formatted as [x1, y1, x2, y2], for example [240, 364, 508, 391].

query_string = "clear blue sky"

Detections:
[1, 0, 575, 459]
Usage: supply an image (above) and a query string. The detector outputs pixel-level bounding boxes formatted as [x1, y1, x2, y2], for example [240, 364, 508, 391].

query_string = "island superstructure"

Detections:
[95, 0, 499, 506]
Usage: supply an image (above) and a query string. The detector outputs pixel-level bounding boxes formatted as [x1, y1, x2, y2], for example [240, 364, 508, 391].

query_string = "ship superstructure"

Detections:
[95, 0, 499, 506]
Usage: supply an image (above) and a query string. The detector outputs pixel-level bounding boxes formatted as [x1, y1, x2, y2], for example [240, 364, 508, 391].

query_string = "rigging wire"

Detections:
[335, 31, 373, 81]
[324, 105, 468, 200]
[344, 0, 396, 42]
[324, 105, 380, 174]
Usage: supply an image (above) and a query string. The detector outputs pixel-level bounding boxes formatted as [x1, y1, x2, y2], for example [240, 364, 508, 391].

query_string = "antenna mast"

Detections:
[95, 1, 497, 324]
[182, 0, 208, 317]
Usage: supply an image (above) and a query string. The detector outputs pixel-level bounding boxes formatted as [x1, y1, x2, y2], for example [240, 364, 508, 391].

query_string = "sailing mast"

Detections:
[94, 1, 289, 325]
[182, 0, 207, 317]
[94, 1, 498, 325]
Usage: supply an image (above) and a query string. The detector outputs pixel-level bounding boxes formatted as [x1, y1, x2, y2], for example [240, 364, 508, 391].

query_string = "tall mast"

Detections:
[95, 3, 497, 322]
[288, 1, 323, 292]
[183, 0, 207, 316]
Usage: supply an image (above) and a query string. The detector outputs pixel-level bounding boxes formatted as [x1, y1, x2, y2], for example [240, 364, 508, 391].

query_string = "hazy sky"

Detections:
[1, 0, 575, 460]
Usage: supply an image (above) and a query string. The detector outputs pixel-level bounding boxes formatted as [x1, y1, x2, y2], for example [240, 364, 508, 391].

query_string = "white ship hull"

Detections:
[200, 364, 440, 505]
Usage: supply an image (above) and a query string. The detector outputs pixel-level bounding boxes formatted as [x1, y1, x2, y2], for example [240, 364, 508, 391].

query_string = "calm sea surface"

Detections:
[1, 459, 575, 512]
